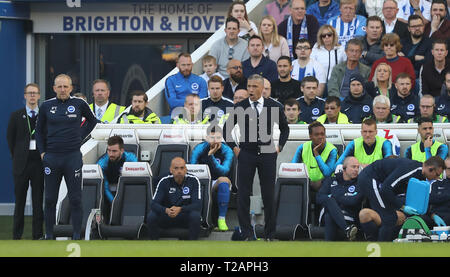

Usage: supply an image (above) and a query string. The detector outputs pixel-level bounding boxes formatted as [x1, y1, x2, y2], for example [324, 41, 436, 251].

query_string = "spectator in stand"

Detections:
[420, 39, 450, 97]
[311, 25, 347, 83]
[291, 39, 327, 97]
[358, 16, 385, 67]
[364, 62, 394, 98]
[227, 1, 258, 40]
[307, 0, 341, 27]
[436, 71, 450, 116]
[369, 33, 416, 89]
[365, 0, 384, 19]
[284, 98, 307, 124]
[327, 0, 367, 48]
[317, 96, 351, 124]
[328, 39, 371, 98]
[397, 0, 431, 24]
[424, 0, 450, 41]
[391, 73, 420, 122]
[400, 15, 433, 78]
[297, 76, 326, 123]
[202, 76, 234, 124]
[259, 16, 290, 64]
[365, 95, 402, 123]
[233, 88, 249, 104]
[210, 17, 250, 79]
[242, 35, 278, 82]
[278, 0, 320, 59]
[381, 0, 409, 38]
[222, 59, 248, 100]
[407, 95, 449, 123]
[341, 73, 374, 123]
[200, 55, 225, 84]
[264, 0, 291, 25]
[271, 56, 303, 104]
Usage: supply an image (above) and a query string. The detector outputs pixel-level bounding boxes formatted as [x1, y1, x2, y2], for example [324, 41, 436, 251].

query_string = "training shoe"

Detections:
[218, 218, 229, 231]
[345, 225, 358, 241]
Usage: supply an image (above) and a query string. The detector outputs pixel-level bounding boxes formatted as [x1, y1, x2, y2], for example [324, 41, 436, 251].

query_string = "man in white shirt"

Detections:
[396, 0, 431, 24]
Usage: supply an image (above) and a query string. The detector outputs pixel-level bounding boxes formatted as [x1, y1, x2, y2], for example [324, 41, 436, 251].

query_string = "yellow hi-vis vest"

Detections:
[119, 112, 161, 124]
[317, 112, 350, 124]
[302, 141, 337, 182]
[90, 103, 126, 123]
[172, 116, 209, 125]
[411, 140, 443, 163]
[354, 136, 385, 165]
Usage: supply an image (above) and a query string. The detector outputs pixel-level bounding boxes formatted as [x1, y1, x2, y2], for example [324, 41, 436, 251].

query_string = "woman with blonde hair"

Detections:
[365, 62, 393, 98]
[259, 15, 290, 63]
[310, 24, 346, 81]
[227, 1, 258, 40]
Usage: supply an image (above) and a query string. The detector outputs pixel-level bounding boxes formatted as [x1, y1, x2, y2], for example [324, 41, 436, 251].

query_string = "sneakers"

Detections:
[345, 224, 358, 241]
[217, 218, 229, 231]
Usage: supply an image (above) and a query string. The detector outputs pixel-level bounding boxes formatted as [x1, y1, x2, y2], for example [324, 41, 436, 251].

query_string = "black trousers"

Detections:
[13, 159, 44, 240]
[237, 149, 277, 239]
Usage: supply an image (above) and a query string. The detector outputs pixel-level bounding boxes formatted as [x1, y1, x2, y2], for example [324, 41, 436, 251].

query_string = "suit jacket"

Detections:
[223, 97, 290, 153]
[7, 108, 41, 175]
[383, 20, 409, 38]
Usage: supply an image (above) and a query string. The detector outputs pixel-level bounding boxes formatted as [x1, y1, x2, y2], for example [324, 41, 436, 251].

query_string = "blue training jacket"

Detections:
[165, 72, 208, 114]
[291, 142, 338, 178]
[190, 141, 234, 180]
[307, 0, 340, 27]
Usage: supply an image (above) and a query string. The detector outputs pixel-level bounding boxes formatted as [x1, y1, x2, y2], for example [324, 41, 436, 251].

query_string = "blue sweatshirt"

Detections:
[165, 72, 208, 114]
[291, 142, 338, 178]
[190, 141, 234, 180]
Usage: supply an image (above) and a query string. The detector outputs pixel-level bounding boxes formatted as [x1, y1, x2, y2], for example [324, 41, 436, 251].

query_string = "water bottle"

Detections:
[250, 210, 256, 239]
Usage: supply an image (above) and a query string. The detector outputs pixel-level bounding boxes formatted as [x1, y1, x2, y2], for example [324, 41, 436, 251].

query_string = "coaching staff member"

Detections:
[36, 74, 98, 240]
[7, 83, 44, 240]
[223, 74, 290, 241]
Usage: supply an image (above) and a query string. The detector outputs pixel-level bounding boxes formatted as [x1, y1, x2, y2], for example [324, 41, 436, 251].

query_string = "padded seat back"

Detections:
[326, 129, 345, 156]
[186, 164, 212, 228]
[109, 129, 140, 157]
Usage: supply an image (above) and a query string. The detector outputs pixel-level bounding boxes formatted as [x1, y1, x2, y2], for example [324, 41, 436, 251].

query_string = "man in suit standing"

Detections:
[381, 0, 409, 38]
[223, 74, 290, 241]
[7, 83, 44, 240]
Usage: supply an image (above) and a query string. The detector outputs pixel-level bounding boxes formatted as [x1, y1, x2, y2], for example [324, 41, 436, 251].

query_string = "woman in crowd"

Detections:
[259, 15, 290, 63]
[364, 62, 394, 98]
[227, 1, 259, 40]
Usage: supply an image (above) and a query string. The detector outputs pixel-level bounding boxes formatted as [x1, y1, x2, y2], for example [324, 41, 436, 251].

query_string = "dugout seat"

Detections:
[109, 129, 140, 158]
[98, 162, 152, 239]
[326, 129, 345, 156]
[53, 164, 103, 239]
[156, 164, 213, 239]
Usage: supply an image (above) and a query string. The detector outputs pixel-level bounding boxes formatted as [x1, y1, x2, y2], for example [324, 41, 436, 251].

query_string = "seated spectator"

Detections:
[242, 35, 278, 82]
[147, 157, 202, 240]
[404, 117, 448, 162]
[222, 59, 247, 100]
[190, 126, 234, 231]
[336, 118, 393, 168]
[341, 73, 374, 123]
[264, 0, 291, 25]
[89, 79, 125, 124]
[210, 17, 250, 78]
[311, 25, 347, 83]
[165, 53, 208, 114]
[291, 39, 327, 96]
[381, 0, 409, 37]
[365, 95, 402, 123]
[327, 0, 367, 48]
[97, 136, 138, 221]
[117, 90, 161, 124]
[358, 16, 385, 67]
[227, 1, 258, 40]
[328, 39, 371, 98]
[307, 0, 340, 27]
[436, 71, 450, 117]
[317, 156, 361, 241]
[369, 33, 416, 89]
[259, 16, 290, 64]
[424, 0, 450, 40]
[365, 0, 384, 19]
[364, 62, 394, 98]
[202, 76, 234, 124]
[400, 15, 432, 78]
[420, 39, 450, 97]
[271, 56, 303, 104]
[278, 0, 320, 59]
[233, 88, 249, 104]
[407, 95, 449, 123]
[317, 96, 351, 124]
[291, 121, 339, 190]
[391, 73, 420, 122]
[200, 55, 225, 84]
[297, 76, 325, 123]
[284, 98, 307, 124]
[396, 0, 431, 24]
[172, 94, 209, 124]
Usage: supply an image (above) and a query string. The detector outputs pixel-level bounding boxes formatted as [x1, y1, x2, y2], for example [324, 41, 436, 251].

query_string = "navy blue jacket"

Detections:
[190, 141, 234, 180]
[341, 93, 373, 123]
[297, 96, 325, 123]
[222, 77, 247, 100]
[436, 93, 450, 118]
[242, 56, 278, 82]
[151, 174, 202, 215]
[36, 97, 97, 154]
[390, 92, 420, 123]
[400, 36, 432, 77]
[429, 178, 450, 216]
[201, 97, 234, 122]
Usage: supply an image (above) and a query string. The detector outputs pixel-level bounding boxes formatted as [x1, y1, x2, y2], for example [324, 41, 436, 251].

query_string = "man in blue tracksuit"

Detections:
[147, 157, 202, 240]
[357, 156, 445, 241]
[190, 126, 234, 231]
[35, 74, 98, 240]
[317, 156, 362, 241]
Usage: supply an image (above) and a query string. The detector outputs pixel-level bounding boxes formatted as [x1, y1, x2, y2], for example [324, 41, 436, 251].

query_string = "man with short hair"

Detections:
[317, 96, 350, 124]
[271, 56, 303, 105]
[242, 35, 278, 82]
[210, 17, 251, 78]
[165, 53, 208, 114]
[420, 40, 450, 97]
[358, 16, 385, 67]
[172, 94, 209, 124]
[336, 118, 393, 168]
[222, 59, 248, 100]
[202, 76, 234, 124]
[328, 39, 371, 98]
[341, 73, 373, 123]
[117, 90, 161, 124]
[366, 95, 402, 123]
[381, 0, 409, 37]
[284, 98, 307, 124]
[407, 95, 449, 123]
[307, 0, 340, 26]
[404, 117, 448, 162]
[296, 76, 325, 123]
[391, 73, 420, 122]
[233, 88, 249, 104]
[436, 71, 450, 117]
[89, 79, 125, 123]
[424, 0, 450, 40]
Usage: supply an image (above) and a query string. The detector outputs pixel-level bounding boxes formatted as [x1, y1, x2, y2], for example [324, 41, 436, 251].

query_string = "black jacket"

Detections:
[383, 20, 409, 39]
[400, 36, 432, 76]
[341, 93, 373, 123]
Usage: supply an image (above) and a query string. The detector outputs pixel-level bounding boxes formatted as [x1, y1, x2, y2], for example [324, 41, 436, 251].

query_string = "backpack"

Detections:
[398, 216, 431, 239]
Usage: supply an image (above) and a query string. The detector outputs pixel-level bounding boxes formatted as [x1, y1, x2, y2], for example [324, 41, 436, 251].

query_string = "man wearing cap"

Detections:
[341, 73, 373, 124]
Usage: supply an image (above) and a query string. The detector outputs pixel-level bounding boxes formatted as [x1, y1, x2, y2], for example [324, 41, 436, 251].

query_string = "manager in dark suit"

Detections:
[6, 83, 44, 240]
[223, 74, 290, 241]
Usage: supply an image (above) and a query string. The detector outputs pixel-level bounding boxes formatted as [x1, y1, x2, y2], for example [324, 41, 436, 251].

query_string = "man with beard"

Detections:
[165, 53, 208, 114]
[424, 0, 450, 40]
[97, 136, 137, 221]
[390, 73, 420, 122]
[271, 56, 303, 105]
[118, 90, 161, 124]
[222, 59, 248, 100]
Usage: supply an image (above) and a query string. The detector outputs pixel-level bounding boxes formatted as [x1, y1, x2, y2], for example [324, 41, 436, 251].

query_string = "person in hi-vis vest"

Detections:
[89, 79, 125, 123]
